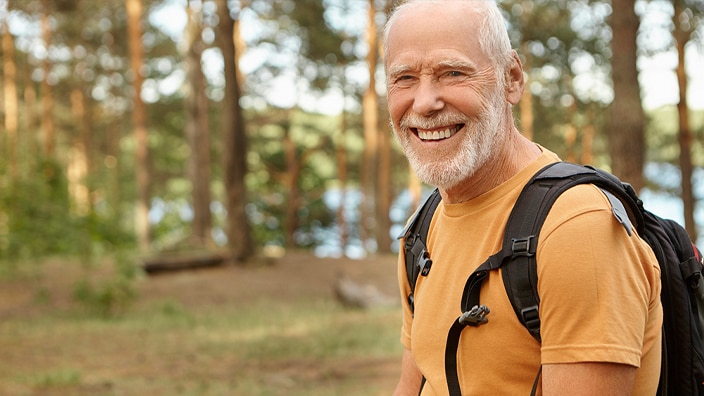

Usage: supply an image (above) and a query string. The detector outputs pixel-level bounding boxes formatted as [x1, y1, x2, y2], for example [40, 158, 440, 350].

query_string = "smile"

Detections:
[415, 124, 463, 141]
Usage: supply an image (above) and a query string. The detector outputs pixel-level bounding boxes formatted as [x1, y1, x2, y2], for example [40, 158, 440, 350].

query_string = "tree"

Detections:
[504, 0, 612, 165]
[608, 0, 646, 191]
[126, 0, 151, 252]
[361, 0, 387, 253]
[672, 0, 703, 241]
[40, 0, 55, 158]
[2, 17, 18, 178]
[184, 0, 213, 246]
[217, 0, 253, 262]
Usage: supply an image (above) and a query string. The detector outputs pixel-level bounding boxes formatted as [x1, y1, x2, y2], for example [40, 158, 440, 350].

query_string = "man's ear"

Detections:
[506, 50, 524, 105]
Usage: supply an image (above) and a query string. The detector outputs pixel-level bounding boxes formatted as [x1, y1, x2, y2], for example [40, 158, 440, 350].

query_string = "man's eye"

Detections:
[447, 71, 464, 77]
[393, 75, 415, 84]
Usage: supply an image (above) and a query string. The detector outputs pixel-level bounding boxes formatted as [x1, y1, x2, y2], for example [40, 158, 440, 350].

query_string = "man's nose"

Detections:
[412, 79, 445, 115]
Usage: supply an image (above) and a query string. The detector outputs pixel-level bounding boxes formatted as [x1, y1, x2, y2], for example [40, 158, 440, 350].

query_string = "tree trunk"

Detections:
[2, 20, 18, 178]
[361, 0, 379, 252]
[126, 0, 151, 252]
[581, 118, 595, 166]
[106, 121, 121, 216]
[185, 1, 213, 246]
[564, 100, 578, 163]
[23, 82, 38, 164]
[336, 107, 349, 253]
[608, 0, 645, 191]
[68, 88, 90, 216]
[376, 118, 392, 253]
[282, 118, 301, 248]
[216, 0, 253, 262]
[673, 0, 696, 241]
[40, 4, 55, 158]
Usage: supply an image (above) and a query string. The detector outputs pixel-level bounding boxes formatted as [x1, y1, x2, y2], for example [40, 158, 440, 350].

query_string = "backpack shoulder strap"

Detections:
[398, 188, 442, 314]
[496, 162, 640, 341]
[446, 161, 641, 394]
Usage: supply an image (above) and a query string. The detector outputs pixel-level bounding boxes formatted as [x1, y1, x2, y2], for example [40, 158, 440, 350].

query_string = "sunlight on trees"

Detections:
[0, 0, 703, 266]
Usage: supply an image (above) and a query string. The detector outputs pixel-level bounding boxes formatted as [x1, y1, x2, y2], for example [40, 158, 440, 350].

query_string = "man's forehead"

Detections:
[389, 0, 486, 29]
[385, 4, 483, 54]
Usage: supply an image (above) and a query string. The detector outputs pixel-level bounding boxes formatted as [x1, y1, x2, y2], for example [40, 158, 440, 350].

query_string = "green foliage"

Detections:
[26, 369, 83, 389]
[0, 159, 135, 265]
[0, 160, 131, 264]
[3, 0, 702, 260]
[245, 108, 346, 247]
[72, 252, 140, 318]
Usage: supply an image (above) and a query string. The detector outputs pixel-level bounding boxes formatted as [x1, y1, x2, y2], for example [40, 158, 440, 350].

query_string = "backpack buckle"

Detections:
[459, 305, 491, 326]
[511, 236, 536, 257]
[418, 251, 433, 276]
[520, 305, 541, 337]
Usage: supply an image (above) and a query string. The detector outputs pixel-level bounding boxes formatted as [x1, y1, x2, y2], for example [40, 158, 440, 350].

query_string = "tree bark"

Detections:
[185, 1, 213, 246]
[608, 0, 645, 191]
[282, 117, 300, 248]
[40, 3, 55, 158]
[673, 0, 696, 241]
[376, 118, 392, 253]
[216, 0, 253, 262]
[336, 107, 349, 252]
[2, 20, 18, 178]
[361, 0, 379, 252]
[581, 117, 595, 166]
[126, 0, 151, 252]
[68, 88, 90, 216]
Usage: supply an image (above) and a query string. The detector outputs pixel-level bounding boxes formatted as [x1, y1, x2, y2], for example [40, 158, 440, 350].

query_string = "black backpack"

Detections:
[399, 161, 704, 395]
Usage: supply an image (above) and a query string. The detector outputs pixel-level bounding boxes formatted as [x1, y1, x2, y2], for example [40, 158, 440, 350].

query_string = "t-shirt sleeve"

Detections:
[536, 184, 661, 367]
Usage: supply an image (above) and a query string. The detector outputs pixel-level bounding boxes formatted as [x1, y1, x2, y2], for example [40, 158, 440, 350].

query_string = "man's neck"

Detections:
[440, 132, 541, 204]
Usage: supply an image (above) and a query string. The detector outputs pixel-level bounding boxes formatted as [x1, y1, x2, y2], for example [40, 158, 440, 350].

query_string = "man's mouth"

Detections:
[415, 124, 463, 141]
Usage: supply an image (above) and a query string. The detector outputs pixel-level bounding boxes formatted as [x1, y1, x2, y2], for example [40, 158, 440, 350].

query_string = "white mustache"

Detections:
[399, 112, 468, 130]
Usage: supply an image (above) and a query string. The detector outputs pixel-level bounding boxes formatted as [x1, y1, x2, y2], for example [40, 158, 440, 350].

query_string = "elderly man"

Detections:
[384, 1, 662, 395]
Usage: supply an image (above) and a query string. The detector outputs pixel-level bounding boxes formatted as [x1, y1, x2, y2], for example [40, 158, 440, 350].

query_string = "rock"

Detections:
[333, 272, 397, 309]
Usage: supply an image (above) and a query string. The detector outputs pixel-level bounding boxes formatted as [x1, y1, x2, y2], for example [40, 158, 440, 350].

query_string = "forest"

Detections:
[1, 0, 703, 267]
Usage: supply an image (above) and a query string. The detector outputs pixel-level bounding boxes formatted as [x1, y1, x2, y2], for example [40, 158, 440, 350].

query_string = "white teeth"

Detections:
[418, 126, 458, 141]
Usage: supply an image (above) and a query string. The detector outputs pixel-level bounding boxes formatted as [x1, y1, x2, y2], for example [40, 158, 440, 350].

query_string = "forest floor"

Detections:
[0, 251, 403, 395]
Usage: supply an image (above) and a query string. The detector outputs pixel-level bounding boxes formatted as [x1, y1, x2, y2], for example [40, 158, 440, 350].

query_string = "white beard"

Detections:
[393, 89, 507, 190]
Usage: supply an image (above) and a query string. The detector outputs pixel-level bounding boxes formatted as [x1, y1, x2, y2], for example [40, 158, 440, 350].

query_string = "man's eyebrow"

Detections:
[436, 59, 478, 71]
[387, 64, 414, 78]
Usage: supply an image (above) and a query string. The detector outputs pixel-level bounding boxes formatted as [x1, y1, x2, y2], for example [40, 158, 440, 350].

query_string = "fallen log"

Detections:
[141, 251, 228, 274]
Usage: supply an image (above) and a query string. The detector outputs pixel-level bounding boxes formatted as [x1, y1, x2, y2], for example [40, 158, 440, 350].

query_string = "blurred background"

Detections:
[0, 1, 703, 395]
[0, 0, 703, 263]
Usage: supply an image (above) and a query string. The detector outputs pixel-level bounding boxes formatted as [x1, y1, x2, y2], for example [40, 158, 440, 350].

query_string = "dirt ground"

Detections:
[140, 250, 402, 311]
[0, 251, 403, 395]
[0, 250, 401, 316]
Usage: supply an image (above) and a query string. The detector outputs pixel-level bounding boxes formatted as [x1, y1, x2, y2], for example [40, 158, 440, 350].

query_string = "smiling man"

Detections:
[384, 1, 662, 395]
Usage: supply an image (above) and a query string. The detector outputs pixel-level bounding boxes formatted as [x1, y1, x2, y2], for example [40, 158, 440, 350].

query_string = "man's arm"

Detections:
[542, 362, 636, 395]
[393, 348, 424, 396]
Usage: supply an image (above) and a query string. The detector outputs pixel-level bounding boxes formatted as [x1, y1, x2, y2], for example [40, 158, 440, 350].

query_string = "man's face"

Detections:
[385, 2, 508, 190]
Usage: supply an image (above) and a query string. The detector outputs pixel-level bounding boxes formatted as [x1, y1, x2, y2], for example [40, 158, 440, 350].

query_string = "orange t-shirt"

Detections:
[398, 148, 662, 395]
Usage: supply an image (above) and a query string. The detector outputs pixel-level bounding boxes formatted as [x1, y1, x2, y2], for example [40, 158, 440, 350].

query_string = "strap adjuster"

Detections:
[418, 251, 433, 276]
[459, 305, 491, 327]
[520, 305, 540, 333]
[511, 236, 536, 257]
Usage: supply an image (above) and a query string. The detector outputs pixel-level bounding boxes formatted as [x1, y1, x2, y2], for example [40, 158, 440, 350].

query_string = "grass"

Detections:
[0, 293, 402, 395]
